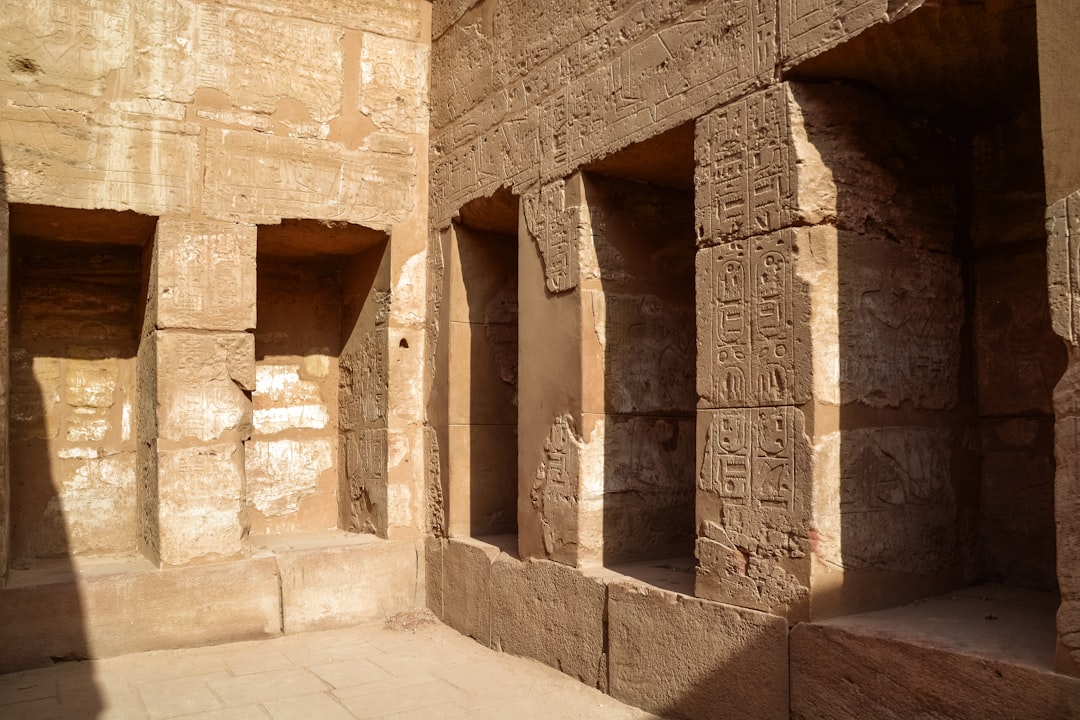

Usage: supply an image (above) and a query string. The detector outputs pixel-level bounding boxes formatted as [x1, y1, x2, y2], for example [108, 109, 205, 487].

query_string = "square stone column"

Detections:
[138, 218, 256, 567]
[694, 82, 965, 621]
[518, 174, 590, 565]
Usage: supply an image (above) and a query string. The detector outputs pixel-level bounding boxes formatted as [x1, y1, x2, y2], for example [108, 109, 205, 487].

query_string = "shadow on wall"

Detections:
[0, 144, 105, 714]
[792, 1, 1062, 617]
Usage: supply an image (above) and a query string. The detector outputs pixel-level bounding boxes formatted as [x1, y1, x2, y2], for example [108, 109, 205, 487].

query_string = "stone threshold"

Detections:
[0, 532, 424, 675]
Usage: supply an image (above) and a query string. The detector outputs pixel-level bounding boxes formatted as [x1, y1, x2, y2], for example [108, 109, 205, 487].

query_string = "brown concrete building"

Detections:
[1, 0, 1079, 717]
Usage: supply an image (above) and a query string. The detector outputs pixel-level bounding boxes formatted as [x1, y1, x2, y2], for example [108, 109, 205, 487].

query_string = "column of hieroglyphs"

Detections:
[694, 77, 968, 621]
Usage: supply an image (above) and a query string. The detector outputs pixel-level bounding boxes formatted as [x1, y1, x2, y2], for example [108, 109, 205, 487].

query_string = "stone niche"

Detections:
[251, 220, 389, 537]
[6, 205, 156, 569]
[581, 124, 698, 569]
[443, 189, 520, 541]
[692, 1, 1059, 621]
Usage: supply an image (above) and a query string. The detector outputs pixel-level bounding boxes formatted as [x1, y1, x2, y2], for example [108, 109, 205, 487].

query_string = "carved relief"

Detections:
[699, 233, 801, 409]
[696, 87, 792, 243]
[523, 181, 580, 293]
[531, 415, 581, 557]
[838, 238, 961, 409]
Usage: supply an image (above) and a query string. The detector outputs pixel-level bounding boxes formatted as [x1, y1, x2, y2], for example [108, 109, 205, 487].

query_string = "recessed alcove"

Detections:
[445, 188, 520, 545]
[788, 0, 1061, 615]
[251, 219, 389, 537]
[7, 204, 156, 568]
[581, 123, 698, 582]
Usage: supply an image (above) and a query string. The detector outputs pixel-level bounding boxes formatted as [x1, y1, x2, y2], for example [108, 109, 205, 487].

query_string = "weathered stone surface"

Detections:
[0, 111, 199, 215]
[0, 556, 281, 673]
[441, 538, 499, 646]
[154, 219, 256, 332]
[156, 442, 245, 566]
[268, 534, 422, 633]
[780, 0, 891, 69]
[490, 556, 607, 689]
[695, 229, 813, 409]
[607, 581, 788, 720]
[695, 405, 813, 619]
[203, 129, 415, 228]
[154, 331, 254, 444]
[791, 585, 1080, 720]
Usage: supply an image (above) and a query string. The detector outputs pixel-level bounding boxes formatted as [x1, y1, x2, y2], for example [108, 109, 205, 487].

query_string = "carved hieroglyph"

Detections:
[522, 180, 581, 293]
[697, 229, 811, 409]
[532, 415, 582, 561]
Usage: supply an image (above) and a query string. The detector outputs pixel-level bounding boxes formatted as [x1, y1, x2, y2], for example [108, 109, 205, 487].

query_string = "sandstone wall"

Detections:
[0, 0, 432, 576]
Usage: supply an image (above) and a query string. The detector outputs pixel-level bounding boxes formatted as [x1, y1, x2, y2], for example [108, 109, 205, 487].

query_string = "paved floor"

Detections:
[0, 612, 657, 720]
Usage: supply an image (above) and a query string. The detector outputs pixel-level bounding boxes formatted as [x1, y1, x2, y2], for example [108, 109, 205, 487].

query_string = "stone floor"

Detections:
[0, 612, 657, 720]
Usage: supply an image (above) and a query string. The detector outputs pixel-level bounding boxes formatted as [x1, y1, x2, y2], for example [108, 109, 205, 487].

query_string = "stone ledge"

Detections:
[791, 583, 1080, 720]
[0, 533, 424, 674]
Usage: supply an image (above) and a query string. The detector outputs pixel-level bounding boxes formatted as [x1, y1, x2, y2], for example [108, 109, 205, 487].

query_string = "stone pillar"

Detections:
[518, 175, 589, 564]
[694, 82, 964, 621]
[1038, 0, 1080, 677]
[139, 218, 256, 567]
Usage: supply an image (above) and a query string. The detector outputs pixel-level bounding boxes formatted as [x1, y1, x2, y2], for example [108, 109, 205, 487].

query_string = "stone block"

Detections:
[0, 556, 281, 673]
[0, 0, 131, 97]
[360, 32, 429, 135]
[154, 219, 257, 332]
[695, 228, 814, 409]
[975, 248, 1064, 417]
[442, 538, 500, 646]
[0, 109, 198, 215]
[695, 406, 813, 620]
[447, 321, 517, 427]
[156, 442, 246, 566]
[245, 437, 338, 534]
[607, 581, 788, 720]
[836, 233, 962, 410]
[979, 418, 1056, 590]
[580, 413, 696, 565]
[791, 587, 1080, 720]
[273, 535, 421, 633]
[780, 0, 888, 69]
[202, 129, 415, 228]
[154, 330, 254, 444]
[426, 536, 445, 619]
[490, 556, 607, 688]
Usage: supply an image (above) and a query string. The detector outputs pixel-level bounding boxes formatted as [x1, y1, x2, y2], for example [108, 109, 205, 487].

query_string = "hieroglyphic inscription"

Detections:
[203, 129, 414, 227]
[522, 181, 580, 293]
[700, 240, 751, 406]
[156, 220, 256, 331]
[751, 233, 794, 406]
[531, 415, 581, 558]
[1, 0, 130, 94]
[699, 232, 797, 408]
[698, 410, 750, 501]
[698, 407, 795, 512]
[838, 238, 961, 409]
[696, 87, 791, 243]
[780, 0, 882, 67]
